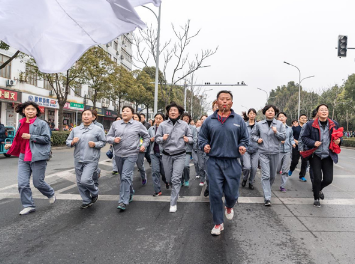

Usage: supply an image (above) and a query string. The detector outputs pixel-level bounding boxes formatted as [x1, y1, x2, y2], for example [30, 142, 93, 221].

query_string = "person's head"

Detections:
[181, 113, 191, 124]
[216, 90, 233, 113]
[121, 106, 134, 122]
[292, 120, 299, 127]
[15, 101, 41, 119]
[277, 112, 287, 124]
[148, 119, 153, 125]
[190, 120, 195, 126]
[201, 115, 208, 123]
[212, 100, 218, 112]
[116, 116, 121, 121]
[316, 104, 329, 120]
[312, 109, 318, 120]
[299, 114, 307, 125]
[242, 108, 257, 122]
[195, 120, 202, 128]
[166, 101, 184, 120]
[262, 105, 279, 119]
[81, 109, 94, 125]
[133, 113, 141, 122]
[91, 109, 98, 122]
[154, 113, 165, 126]
[140, 113, 146, 123]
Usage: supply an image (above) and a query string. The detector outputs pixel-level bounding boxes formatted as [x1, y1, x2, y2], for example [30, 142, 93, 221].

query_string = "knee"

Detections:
[243, 166, 251, 171]
[18, 182, 30, 191]
[33, 178, 44, 188]
[323, 178, 333, 186]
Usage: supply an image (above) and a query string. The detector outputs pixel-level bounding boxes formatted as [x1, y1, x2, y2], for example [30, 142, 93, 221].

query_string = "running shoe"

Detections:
[211, 223, 224, 236]
[204, 188, 209, 197]
[319, 191, 325, 200]
[288, 170, 292, 176]
[117, 203, 126, 210]
[80, 203, 91, 209]
[299, 177, 307, 182]
[48, 195, 56, 204]
[313, 200, 321, 208]
[264, 200, 271, 206]
[19, 207, 36, 215]
[184, 181, 189, 187]
[129, 190, 135, 203]
[91, 195, 98, 204]
[142, 178, 147, 185]
[153, 191, 162, 197]
[112, 171, 118, 175]
[199, 182, 205, 187]
[249, 183, 254, 190]
[225, 207, 234, 220]
[169, 205, 177, 213]
[241, 180, 247, 187]
[280, 187, 286, 193]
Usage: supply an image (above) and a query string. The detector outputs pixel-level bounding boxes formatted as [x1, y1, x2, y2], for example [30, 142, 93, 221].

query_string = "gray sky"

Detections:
[135, 0, 355, 115]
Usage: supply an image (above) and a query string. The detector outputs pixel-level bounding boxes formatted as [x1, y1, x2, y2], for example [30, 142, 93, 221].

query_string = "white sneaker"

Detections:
[225, 207, 234, 220]
[199, 182, 205, 186]
[196, 175, 200, 179]
[49, 195, 56, 204]
[169, 205, 177, 213]
[19, 207, 36, 215]
[211, 223, 224, 235]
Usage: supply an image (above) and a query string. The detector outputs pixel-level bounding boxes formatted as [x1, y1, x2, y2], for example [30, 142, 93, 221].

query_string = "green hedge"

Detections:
[51, 131, 70, 146]
[342, 138, 355, 148]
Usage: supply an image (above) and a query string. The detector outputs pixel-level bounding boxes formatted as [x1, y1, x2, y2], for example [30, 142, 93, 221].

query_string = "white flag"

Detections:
[129, 0, 161, 7]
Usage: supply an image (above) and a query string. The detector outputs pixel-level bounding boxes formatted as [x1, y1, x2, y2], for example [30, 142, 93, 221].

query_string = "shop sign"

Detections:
[38, 106, 45, 113]
[27, 94, 58, 108]
[103, 110, 117, 118]
[70, 102, 84, 109]
[0, 89, 17, 101]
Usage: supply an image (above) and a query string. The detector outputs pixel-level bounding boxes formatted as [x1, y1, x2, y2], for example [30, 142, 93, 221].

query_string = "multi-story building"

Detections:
[0, 33, 134, 130]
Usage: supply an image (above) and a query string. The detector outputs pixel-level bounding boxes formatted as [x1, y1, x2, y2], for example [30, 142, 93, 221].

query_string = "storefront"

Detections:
[0, 88, 22, 127]
[63, 101, 84, 127]
[102, 109, 117, 130]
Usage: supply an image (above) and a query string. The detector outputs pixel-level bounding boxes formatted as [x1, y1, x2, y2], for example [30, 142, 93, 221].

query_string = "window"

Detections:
[74, 85, 82, 97]
[114, 57, 117, 63]
[26, 65, 37, 86]
[43, 78, 52, 90]
[114, 41, 118, 51]
[88, 87, 93, 99]
[0, 54, 11, 79]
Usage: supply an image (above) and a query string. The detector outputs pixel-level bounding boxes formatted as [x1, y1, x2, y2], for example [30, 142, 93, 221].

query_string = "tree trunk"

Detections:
[58, 104, 64, 131]
[146, 105, 149, 119]
[118, 99, 121, 114]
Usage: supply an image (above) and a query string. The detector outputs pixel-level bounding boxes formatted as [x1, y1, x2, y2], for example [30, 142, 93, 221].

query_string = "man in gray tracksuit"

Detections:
[106, 108, 150, 210]
[251, 105, 286, 206]
[242, 121, 259, 189]
[276, 112, 295, 192]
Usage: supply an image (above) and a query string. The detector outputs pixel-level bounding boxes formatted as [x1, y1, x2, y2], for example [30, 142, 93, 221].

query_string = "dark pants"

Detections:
[290, 148, 307, 178]
[144, 145, 151, 164]
[309, 155, 333, 200]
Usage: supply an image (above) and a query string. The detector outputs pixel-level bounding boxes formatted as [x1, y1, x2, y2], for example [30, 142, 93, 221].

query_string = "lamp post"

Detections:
[257, 87, 269, 102]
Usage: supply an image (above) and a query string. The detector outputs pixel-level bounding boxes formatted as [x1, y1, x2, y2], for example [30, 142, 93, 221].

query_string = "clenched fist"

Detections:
[72, 137, 80, 145]
[88, 141, 95, 148]
[114, 137, 121, 144]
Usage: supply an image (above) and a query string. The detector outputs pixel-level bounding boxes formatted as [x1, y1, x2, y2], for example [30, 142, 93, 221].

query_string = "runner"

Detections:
[112, 116, 122, 175]
[92, 109, 104, 187]
[276, 112, 295, 193]
[155, 102, 193, 213]
[148, 113, 168, 196]
[199, 90, 249, 235]
[301, 104, 342, 207]
[241, 108, 259, 190]
[107, 106, 149, 211]
[133, 113, 148, 185]
[5, 101, 56, 215]
[251, 105, 286, 206]
[66, 109, 106, 209]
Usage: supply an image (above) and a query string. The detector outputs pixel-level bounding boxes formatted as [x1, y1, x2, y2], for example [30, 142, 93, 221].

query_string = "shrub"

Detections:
[342, 138, 355, 148]
[51, 131, 70, 146]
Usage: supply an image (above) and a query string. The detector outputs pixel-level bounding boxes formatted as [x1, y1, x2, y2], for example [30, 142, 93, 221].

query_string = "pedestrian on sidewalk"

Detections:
[5, 102, 56, 215]
[276, 112, 295, 193]
[155, 102, 193, 213]
[66, 109, 106, 209]
[241, 108, 259, 190]
[199, 91, 249, 236]
[301, 104, 342, 208]
[148, 113, 168, 196]
[133, 113, 148, 185]
[107, 106, 149, 211]
[251, 105, 286, 206]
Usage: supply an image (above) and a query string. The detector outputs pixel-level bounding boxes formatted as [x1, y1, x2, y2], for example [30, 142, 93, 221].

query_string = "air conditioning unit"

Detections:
[6, 80, 17, 86]
[49, 90, 54, 96]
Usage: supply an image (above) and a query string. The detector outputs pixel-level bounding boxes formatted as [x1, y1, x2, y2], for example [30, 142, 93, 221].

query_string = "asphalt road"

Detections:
[1, 147, 355, 264]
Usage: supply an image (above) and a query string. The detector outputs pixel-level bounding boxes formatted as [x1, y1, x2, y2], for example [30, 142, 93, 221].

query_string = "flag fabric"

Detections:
[0, 0, 161, 73]
[129, 0, 161, 7]
[329, 127, 343, 154]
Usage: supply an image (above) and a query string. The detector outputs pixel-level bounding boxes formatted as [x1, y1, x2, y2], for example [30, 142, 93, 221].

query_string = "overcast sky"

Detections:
[134, 0, 355, 115]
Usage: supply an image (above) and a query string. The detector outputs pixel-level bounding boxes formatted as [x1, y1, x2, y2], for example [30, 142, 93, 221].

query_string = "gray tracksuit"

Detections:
[182, 124, 197, 183]
[195, 126, 207, 183]
[242, 121, 259, 184]
[66, 123, 106, 204]
[106, 119, 149, 205]
[251, 118, 286, 201]
[155, 119, 193, 206]
[277, 124, 295, 189]
[93, 120, 104, 187]
[148, 125, 165, 193]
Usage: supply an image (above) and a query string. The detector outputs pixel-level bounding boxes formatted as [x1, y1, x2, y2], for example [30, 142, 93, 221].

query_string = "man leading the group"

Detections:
[199, 90, 249, 236]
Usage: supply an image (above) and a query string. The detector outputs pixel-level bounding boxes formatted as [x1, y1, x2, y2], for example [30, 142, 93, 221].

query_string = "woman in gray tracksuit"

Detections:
[251, 105, 286, 206]
[133, 113, 148, 185]
[66, 109, 106, 209]
[241, 108, 259, 190]
[155, 102, 193, 213]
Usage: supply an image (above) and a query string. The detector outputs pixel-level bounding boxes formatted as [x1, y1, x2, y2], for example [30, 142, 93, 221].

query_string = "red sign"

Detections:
[38, 106, 45, 113]
[0, 89, 17, 101]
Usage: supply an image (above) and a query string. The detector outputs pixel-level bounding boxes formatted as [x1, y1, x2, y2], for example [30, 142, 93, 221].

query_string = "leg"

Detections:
[259, 153, 272, 201]
[18, 154, 35, 208]
[207, 157, 224, 225]
[31, 159, 55, 198]
[92, 167, 100, 187]
[249, 151, 259, 184]
[320, 157, 333, 190]
[299, 156, 308, 179]
[136, 152, 147, 181]
[170, 154, 185, 206]
[151, 154, 161, 193]
[81, 162, 99, 197]
[289, 148, 300, 172]
[159, 155, 167, 184]
[280, 153, 291, 189]
[183, 154, 190, 183]
[144, 146, 151, 164]
[242, 152, 252, 181]
[75, 161, 91, 204]
[197, 150, 206, 183]
[309, 155, 322, 200]
[162, 155, 173, 184]
[269, 154, 279, 187]
[112, 152, 117, 172]
[223, 159, 242, 208]
[119, 156, 138, 205]
[191, 150, 200, 176]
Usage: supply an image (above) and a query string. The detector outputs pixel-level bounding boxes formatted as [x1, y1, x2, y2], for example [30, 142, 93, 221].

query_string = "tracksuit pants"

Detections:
[18, 153, 55, 208]
[162, 153, 185, 206]
[277, 152, 291, 189]
[182, 153, 191, 183]
[242, 151, 259, 184]
[309, 155, 333, 200]
[150, 153, 166, 193]
[74, 160, 99, 204]
[197, 149, 207, 183]
[259, 153, 279, 201]
[115, 155, 138, 205]
[136, 152, 147, 181]
[207, 157, 242, 225]
[191, 150, 200, 176]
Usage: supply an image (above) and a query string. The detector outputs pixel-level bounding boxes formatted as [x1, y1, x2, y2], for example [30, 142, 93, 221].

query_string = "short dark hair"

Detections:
[316, 104, 329, 112]
[217, 90, 233, 100]
[15, 101, 41, 117]
[92, 109, 98, 120]
[242, 108, 257, 121]
[200, 115, 208, 120]
[82, 109, 95, 116]
[140, 113, 146, 118]
[154, 112, 165, 120]
[277, 112, 287, 118]
[133, 113, 141, 121]
[312, 109, 318, 118]
[262, 105, 279, 115]
[299, 114, 307, 119]
[292, 120, 298, 124]
[181, 112, 191, 123]
[166, 101, 184, 118]
[122, 105, 134, 113]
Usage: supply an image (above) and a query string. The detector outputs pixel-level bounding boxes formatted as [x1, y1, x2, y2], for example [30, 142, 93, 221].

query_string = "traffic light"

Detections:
[338, 35, 347, 57]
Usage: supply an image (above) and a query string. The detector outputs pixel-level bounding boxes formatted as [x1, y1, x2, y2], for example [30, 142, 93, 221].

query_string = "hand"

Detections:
[139, 146, 145, 152]
[150, 137, 155, 142]
[4, 144, 11, 150]
[21, 133, 31, 140]
[281, 141, 285, 144]
[239, 146, 246, 155]
[272, 127, 277, 133]
[183, 136, 189, 143]
[314, 141, 322, 147]
[88, 141, 95, 148]
[72, 137, 80, 145]
[163, 134, 169, 141]
[204, 144, 211, 154]
[334, 138, 341, 145]
[257, 138, 263, 144]
[114, 137, 121, 143]
[294, 139, 299, 145]
[292, 144, 296, 148]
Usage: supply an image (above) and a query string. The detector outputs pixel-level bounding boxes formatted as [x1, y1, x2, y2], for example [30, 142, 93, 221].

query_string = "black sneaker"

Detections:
[264, 200, 271, 206]
[117, 203, 126, 210]
[80, 203, 91, 209]
[91, 195, 98, 204]
[319, 191, 324, 200]
[249, 183, 254, 190]
[241, 180, 247, 187]
[314, 200, 321, 208]
[204, 188, 209, 197]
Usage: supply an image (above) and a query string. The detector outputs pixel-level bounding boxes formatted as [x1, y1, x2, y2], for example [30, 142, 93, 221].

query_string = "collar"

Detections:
[261, 118, 277, 124]
[20, 117, 37, 125]
[167, 119, 181, 124]
[121, 119, 133, 125]
[79, 122, 94, 130]
[312, 118, 335, 130]
[211, 109, 235, 119]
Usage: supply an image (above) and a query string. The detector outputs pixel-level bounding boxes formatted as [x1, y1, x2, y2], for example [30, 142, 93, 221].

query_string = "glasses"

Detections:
[318, 109, 328, 112]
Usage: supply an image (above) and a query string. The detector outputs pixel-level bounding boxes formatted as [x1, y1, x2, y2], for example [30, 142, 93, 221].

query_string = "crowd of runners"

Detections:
[4, 90, 342, 235]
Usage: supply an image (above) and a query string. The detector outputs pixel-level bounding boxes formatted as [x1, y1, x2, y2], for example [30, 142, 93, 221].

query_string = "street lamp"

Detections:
[257, 88, 269, 102]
